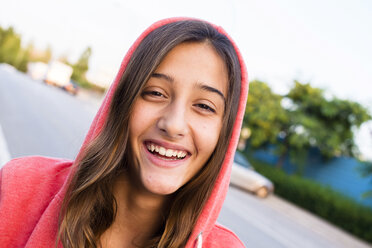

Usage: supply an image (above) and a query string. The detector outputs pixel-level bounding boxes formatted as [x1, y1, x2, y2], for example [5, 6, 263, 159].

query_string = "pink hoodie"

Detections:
[0, 17, 248, 248]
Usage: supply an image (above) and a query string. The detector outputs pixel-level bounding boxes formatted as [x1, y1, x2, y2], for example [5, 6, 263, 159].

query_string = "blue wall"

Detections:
[252, 147, 372, 208]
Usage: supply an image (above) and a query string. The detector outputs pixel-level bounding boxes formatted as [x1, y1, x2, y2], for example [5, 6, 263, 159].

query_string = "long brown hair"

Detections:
[58, 19, 241, 248]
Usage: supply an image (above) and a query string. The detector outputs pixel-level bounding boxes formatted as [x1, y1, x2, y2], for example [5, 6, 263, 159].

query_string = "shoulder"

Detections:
[203, 223, 246, 248]
[0, 157, 73, 245]
[0, 156, 73, 203]
[1, 155, 73, 176]
[1, 155, 73, 173]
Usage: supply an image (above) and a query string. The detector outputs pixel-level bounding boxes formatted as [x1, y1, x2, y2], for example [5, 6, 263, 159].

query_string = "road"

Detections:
[0, 64, 96, 161]
[0, 64, 371, 248]
[220, 187, 372, 248]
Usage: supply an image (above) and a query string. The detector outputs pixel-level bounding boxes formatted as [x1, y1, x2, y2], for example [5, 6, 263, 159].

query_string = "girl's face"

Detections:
[129, 42, 228, 195]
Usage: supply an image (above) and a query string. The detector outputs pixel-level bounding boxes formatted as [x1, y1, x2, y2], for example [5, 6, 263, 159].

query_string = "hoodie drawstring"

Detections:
[195, 232, 203, 248]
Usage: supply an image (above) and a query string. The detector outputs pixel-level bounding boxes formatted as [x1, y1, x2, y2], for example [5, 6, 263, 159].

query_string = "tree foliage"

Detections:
[0, 25, 95, 90]
[0, 26, 29, 71]
[284, 81, 371, 160]
[243, 80, 288, 147]
[0, 26, 54, 72]
[243, 80, 371, 171]
[71, 47, 92, 83]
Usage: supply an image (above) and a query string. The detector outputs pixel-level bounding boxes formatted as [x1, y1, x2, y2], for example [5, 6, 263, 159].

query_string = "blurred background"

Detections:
[0, 0, 372, 247]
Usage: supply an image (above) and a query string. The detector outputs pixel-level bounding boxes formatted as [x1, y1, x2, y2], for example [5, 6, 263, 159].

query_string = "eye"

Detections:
[195, 103, 216, 113]
[142, 90, 165, 98]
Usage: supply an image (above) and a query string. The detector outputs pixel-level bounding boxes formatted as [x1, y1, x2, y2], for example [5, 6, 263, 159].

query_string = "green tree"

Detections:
[243, 80, 371, 173]
[243, 80, 288, 147]
[14, 45, 30, 72]
[0, 27, 22, 65]
[71, 46, 92, 83]
[0, 26, 31, 72]
[278, 81, 371, 171]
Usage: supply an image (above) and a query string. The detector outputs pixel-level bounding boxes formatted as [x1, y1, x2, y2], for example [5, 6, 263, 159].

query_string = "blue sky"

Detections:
[1, 0, 371, 159]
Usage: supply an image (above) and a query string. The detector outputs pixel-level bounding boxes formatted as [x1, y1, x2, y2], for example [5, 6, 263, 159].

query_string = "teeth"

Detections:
[146, 142, 187, 159]
[159, 147, 166, 156]
[165, 149, 174, 157]
[177, 151, 187, 158]
[177, 151, 183, 158]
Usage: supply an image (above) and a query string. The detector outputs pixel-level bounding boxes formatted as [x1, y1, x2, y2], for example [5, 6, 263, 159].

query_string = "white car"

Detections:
[230, 151, 274, 198]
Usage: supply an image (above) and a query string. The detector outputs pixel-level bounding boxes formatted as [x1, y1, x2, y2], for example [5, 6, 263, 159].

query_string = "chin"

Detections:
[141, 174, 183, 196]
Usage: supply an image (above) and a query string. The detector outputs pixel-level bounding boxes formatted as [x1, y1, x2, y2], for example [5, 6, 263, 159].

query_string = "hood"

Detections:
[72, 17, 248, 247]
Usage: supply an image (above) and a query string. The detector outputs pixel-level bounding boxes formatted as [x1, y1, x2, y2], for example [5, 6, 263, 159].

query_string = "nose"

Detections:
[157, 102, 188, 139]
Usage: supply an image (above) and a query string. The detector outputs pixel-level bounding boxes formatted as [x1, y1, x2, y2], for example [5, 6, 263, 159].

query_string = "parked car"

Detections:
[62, 81, 79, 95]
[230, 151, 274, 198]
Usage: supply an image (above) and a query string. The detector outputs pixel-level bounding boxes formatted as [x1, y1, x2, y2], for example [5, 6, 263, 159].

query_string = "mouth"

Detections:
[144, 141, 189, 161]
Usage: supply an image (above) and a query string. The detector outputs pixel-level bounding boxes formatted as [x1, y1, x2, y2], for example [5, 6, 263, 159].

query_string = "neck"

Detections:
[100, 175, 170, 247]
[116, 175, 169, 222]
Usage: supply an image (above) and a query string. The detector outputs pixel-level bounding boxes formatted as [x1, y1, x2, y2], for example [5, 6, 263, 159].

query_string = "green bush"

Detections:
[247, 156, 372, 243]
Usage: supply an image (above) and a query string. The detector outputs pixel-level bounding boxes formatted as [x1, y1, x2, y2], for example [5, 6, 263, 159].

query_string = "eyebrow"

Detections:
[152, 72, 174, 83]
[151, 72, 226, 103]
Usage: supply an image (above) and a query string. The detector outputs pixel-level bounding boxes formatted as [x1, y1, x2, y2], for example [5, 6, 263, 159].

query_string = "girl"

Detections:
[0, 18, 248, 247]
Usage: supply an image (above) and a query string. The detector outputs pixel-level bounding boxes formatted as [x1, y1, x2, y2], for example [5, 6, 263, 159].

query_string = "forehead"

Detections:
[154, 42, 228, 96]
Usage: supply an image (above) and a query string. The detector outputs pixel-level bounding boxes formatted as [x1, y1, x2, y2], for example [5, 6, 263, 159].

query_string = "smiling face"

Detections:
[128, 42, 228, 195]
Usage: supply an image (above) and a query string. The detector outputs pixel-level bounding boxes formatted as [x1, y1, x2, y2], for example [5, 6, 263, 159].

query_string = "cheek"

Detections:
[194, 118, 223, 155]
[129, 108, 150, 154]
[129, 101, 158, 138]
